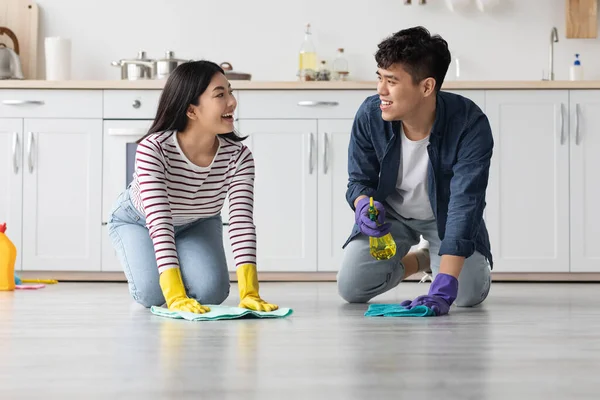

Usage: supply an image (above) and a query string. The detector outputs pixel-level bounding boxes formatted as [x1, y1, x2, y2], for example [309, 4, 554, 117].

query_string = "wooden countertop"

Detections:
[1, 80, 600, 90]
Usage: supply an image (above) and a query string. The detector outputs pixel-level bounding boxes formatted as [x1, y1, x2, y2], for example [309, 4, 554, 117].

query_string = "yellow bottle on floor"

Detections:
[0, 222, 17, 291]
[368, 197, 397, 261]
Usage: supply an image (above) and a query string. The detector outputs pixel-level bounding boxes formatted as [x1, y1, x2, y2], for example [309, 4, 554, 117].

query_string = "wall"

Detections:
[35, 0, 600, 81]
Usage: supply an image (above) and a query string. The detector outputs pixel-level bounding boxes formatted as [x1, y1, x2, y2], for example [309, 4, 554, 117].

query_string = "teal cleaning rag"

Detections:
[150, 305, 293, 321]
[364, 304, 435, 317]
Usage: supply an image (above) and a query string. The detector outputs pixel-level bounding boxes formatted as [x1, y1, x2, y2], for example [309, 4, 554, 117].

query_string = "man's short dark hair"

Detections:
[375, 26, 451, 92]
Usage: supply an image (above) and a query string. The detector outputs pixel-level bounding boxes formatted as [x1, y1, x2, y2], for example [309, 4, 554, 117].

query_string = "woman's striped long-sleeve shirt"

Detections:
[129, 130, 256, 273]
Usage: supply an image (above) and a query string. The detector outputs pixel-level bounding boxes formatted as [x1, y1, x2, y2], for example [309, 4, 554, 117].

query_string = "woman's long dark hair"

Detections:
[136, 60, 246, 143]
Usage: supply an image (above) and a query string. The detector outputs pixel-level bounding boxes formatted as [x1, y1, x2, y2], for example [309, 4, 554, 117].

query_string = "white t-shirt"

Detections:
[386, 125, 435, 220]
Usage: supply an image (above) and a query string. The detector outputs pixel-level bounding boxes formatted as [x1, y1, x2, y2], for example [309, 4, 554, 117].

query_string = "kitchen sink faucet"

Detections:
[549, 27, 559, 80]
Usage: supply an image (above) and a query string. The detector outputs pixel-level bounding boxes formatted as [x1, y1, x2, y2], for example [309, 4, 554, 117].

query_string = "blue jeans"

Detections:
[337, 207, 491, 306]
[107, 189, 230, 308]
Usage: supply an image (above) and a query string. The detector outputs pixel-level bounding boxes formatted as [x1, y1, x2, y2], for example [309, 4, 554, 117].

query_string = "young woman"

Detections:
[107, 60, 277, 314]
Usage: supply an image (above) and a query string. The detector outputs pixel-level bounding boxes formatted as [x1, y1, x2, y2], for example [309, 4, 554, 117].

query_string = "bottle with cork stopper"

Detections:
[332, 48, 349, 81]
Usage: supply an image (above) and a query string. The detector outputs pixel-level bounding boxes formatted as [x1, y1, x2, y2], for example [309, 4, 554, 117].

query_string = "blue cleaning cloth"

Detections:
[364, 303, 436, 317]
[150, 305, 293, 321]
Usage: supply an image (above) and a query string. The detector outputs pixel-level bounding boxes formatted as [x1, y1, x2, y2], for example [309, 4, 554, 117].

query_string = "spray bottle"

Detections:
[0, 222, 17, 291]
[368, 197, 397, 260]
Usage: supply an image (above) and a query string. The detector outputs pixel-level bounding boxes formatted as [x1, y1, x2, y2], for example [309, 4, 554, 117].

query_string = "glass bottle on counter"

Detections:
[298, 23, 317, 81]
[332, 48, 349, 81]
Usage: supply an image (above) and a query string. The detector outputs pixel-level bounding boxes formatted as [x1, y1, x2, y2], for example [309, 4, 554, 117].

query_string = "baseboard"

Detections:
[15, 270, 600, 283]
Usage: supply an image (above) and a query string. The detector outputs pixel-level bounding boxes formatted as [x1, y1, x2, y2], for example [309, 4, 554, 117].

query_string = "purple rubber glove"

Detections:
[400, 273, 458, 316]
[354, 197, 391, 238]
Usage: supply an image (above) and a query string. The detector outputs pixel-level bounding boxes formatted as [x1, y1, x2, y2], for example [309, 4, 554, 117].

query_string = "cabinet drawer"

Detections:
[237, 90, 375, 119]
[103, 90, 162, 119]
[0, 90, 102, 118]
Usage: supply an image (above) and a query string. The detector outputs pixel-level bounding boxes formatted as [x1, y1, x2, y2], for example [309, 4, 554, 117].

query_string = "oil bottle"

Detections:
[0, 222, 17, 291]
[368, 197, 397, 260]
[298, 23, 317, 81]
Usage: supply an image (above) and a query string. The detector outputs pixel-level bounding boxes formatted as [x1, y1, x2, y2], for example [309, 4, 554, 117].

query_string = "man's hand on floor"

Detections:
[400, 273, 458, 316]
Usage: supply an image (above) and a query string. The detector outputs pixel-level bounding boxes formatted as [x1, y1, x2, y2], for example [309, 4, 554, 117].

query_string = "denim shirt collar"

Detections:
[430, 92, 446, 140]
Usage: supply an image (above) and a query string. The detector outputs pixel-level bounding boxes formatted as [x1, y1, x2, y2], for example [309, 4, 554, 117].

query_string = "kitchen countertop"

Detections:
[1, 80, 600, 90]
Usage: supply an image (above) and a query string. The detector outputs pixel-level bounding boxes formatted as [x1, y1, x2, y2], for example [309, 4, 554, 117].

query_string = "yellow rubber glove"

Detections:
[237, 264, 278, 312]
[159, 267, 210, 314]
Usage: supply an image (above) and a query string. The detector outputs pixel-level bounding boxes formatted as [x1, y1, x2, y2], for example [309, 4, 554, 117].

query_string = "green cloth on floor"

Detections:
[150, 305, 293, 321]
[364, 304, 436, 317]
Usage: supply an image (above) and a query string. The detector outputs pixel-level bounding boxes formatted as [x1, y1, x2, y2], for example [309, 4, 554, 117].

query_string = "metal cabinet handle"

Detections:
[132, 99, 141, 109]
[12, 132, 19, 174]
[2, 100, 45, 106]
[27, 132, 35, 173]
[323, 132, 329, 174]
[298, 101, 339, 107]
[575, 103, 581, 145]
[308, 133, 315, 174]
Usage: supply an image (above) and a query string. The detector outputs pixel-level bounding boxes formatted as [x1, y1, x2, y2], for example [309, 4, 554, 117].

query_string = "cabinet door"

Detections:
[230, 119, 318, 272]
[316, 119, 354, 271]
[0, 119, 23, 270]
[485, 91, 569, 272]
[570, 91, 600, 272]
[22, 119, 102, 271]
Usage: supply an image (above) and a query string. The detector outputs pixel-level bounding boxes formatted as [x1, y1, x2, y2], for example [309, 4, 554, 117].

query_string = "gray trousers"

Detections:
[337, 208, 491, 307]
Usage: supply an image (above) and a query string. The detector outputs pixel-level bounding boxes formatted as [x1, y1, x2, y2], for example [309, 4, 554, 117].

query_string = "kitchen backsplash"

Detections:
[35, 0, 600, 81]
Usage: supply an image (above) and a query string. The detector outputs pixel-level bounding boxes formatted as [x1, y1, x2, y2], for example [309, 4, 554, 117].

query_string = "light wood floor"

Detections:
[1, 281, 599, 399]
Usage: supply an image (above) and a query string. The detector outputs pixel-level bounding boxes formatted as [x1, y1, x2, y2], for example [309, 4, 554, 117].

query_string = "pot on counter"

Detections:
[220, 62, 251, 80]
[156, 50, 189, 79]
[111, 51, 156, 80]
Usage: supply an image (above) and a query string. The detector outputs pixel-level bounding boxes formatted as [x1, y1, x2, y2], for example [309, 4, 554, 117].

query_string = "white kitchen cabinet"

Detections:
[485, 90, 569, 273]
[228, 119, 318, 272]
[224, 118, 356, 273]
[0, 119, 23, 270]
[228, 90, 371, 273]
[316, 119, 354, 271]
[569, 91, 600, 272]
[21, 119, 102, 271]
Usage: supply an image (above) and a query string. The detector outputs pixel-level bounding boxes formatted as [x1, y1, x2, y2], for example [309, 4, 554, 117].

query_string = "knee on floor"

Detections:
[188, 278, 231, 305]
[336, 279, 369, 304]
[133, 288, 165, 308]
[454, 285, 490, 307]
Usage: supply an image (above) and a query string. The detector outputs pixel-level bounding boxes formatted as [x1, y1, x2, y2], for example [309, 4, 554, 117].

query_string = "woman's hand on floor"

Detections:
[169, 297, 211, 314]
[159, 267, 211, 314]
[239, 295, 278, 312]
[237, 264, 278, 312]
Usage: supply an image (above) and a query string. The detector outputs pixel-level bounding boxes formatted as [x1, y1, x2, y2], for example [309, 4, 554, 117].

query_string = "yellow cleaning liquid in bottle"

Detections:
[298, 23, 317, 81]
[0, 222, 17, 291]
[368, 197, 397, 260]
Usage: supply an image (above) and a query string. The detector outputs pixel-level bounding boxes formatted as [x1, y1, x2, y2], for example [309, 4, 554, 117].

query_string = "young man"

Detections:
[337, 26, 493, 316]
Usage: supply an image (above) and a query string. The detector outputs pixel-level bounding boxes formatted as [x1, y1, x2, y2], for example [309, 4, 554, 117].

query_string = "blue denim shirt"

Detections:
[344, 90, 494, 267]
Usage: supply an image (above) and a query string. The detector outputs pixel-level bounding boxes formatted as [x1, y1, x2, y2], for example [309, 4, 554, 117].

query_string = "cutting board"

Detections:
[566, 0, 598, 38]
[0, 0, 39, 79]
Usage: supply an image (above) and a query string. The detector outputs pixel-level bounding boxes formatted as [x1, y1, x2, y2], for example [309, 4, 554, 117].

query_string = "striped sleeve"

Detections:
[135, 138, 179, 273]
[228, 145, 257, 267]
